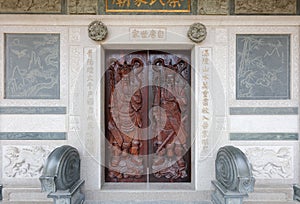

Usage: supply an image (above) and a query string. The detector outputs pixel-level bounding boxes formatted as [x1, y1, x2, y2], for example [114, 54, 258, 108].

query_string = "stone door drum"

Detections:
[105, 50, 191, 183]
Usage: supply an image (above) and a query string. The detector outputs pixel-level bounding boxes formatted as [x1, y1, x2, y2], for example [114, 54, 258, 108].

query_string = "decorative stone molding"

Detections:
[187, 23, 207, 43]
[39, 145, 85, 204]
[88, 20, 108, 41]
[212, 146, 255, 204]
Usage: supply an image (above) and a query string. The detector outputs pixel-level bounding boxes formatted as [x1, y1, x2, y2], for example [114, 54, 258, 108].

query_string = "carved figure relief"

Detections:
[236, 34, 290, 100]
[234, 0, 297, 14]
[3, 146, 53, 178]
[241, 146, 293, 179]
[68, 0, 97, 14]
[198, 0, 228, 15]
[0, 0, 62, 13]
[5, 34, 60, 99]
[105, 50, 191, 182]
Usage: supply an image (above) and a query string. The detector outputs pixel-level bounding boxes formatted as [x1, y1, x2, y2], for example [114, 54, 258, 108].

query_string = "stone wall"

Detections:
[0, 15, 299, 203]
[0, 0, 299, 15]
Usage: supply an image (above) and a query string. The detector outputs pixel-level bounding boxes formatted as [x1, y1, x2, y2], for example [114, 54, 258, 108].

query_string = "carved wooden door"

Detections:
[105, 50, 191, 183]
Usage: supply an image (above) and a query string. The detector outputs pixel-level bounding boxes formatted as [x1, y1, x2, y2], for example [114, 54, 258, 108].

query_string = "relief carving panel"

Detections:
[234, 0, 297, 14]
[68, 0, 98, 14]
[0, 0, 63, 13]
[3, 145, 53, 178]
[236, 34, 290, 100]
[240, 146, 293, 179]
[198, 0, 229, 15]
[228, 27, 299, 107]
[5, 33, 60, 99]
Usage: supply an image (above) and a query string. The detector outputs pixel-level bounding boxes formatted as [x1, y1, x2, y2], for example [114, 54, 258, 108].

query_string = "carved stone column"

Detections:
[39, 145, 85, 204]
[211, 146, 255, 204]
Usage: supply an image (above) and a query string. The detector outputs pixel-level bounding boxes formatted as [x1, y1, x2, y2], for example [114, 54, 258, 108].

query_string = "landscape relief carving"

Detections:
[5, 34, 60, 99]
[0, 0, 62, 13]
[3, 146, 53, 178]
[234, 0, 297, 14]
[236, 34, 290, 100]
[241, 146, 293, 179]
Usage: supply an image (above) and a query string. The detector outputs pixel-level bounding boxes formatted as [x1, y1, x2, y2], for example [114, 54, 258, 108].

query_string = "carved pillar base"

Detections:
[293, 184, 300, 201]
[211, 181, 248, 204]
[48, 180, 85, 204]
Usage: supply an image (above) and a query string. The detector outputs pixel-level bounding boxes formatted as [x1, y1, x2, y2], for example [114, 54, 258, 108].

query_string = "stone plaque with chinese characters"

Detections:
[130, 28, 166, 40]
[106, 0, 191, 13]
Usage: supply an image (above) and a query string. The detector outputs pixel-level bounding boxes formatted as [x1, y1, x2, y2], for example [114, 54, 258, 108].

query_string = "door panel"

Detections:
[105, 50, 191, 183]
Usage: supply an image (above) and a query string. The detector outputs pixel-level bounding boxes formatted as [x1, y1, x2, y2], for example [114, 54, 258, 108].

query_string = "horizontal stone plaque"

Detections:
[105, 0, 191, 13]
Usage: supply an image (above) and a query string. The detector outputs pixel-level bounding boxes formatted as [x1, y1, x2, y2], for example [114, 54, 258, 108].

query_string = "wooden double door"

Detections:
[105, 50, 191, 183]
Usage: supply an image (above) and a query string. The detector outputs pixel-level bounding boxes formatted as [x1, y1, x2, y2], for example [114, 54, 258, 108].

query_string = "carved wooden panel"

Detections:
[105, 50, 191, 183]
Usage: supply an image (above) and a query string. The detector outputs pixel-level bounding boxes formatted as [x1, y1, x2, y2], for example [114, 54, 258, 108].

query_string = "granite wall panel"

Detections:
[5, 33, 60, 99]
[236, 34, 290, 100]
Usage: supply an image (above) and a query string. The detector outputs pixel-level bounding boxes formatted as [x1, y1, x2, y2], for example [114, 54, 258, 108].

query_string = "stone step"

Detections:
[84, 201, 212, 204]
[245, 185, 294, 203]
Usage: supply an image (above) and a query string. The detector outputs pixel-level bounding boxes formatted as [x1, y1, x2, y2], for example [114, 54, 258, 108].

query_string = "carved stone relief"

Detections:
[3, 145, 53, 178]
[187, 23, 207, 43]
[228, 27, 299, 107]
[88, 21, 108, 42]
[0, 0, 63, 13]
[5, 33, 60, 99]
[234, 0, 297, 14]
[236, 34, 290, 100]
[0, 26, 68, 107]
[240, 146, 293, 179]
[198, 0, 229, 15]
[68, 0, 98, 14]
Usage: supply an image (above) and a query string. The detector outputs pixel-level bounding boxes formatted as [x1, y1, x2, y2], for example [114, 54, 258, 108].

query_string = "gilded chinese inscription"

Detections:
[106, 0, 190, 13]
[234, 0, 297, 14]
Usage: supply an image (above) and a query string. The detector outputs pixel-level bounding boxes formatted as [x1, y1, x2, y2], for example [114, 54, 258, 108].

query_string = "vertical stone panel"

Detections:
[198, 0, 229, 15]
[5, 33, 60, 99]
[236, 34, 290, 100]
[234, 0, 297, 15]
[68, 0, 98, 14]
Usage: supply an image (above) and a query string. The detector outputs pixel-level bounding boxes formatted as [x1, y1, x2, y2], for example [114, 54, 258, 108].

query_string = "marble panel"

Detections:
[230, 133, 298, 141]
[0, 132, 66, 140]
[233, 0, 297, 15]
[239, 146, 294, 179]
[229, 107, 298, 115]
[0, 106, 66, 114]
[5, 33, 60, 99]
[236, 34, 290, 100]
[3, 145, 54, 178]
[229, 27, 299, 107]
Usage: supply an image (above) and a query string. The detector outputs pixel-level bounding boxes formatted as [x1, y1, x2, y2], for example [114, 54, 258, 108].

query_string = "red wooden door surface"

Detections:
[105, 50, 191, 183]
